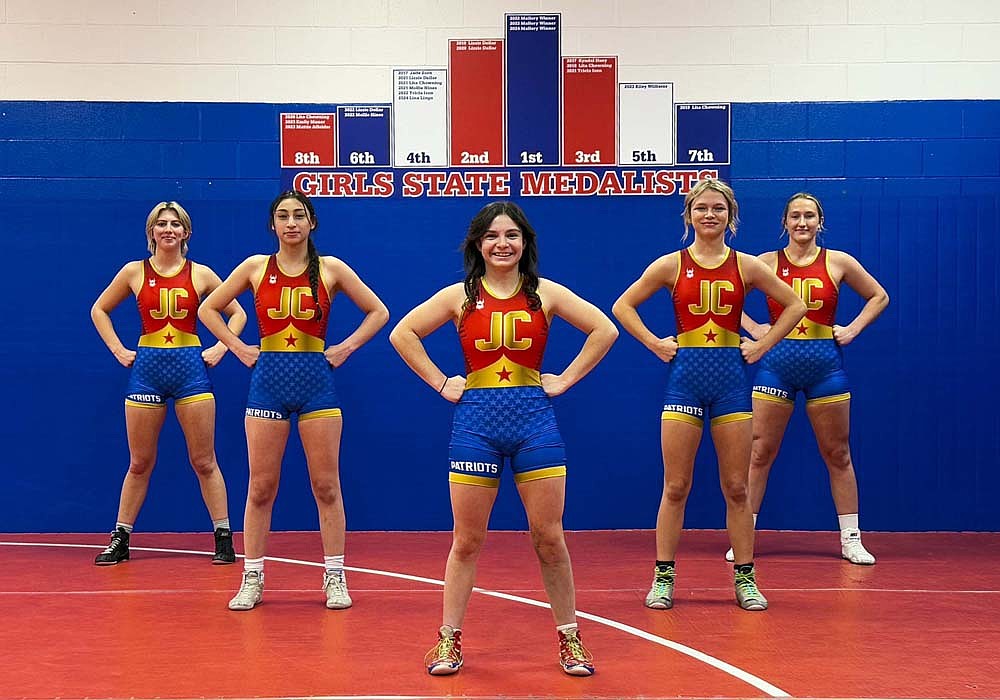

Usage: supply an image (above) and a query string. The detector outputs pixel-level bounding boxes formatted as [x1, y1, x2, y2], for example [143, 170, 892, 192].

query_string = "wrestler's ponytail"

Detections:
[306, 236, 323, 321]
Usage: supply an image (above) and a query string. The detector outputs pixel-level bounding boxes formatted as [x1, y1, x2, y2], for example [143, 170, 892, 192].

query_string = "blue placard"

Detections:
[676, 103, 731, 166]
[337, 105, 391, 167]
[505, 13, 561, 166]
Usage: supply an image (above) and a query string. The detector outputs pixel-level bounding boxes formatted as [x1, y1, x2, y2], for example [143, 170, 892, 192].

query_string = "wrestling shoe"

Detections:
[558, 627, 595, 676]
[228, 570, 263, 611]
[323, 569, 353, 609]
[94, 528, 130, 566]
[644, 564, 675, 609]
[212, 527, 236, 564]
[425, 626, 463, 675]
[734, 565, 768, 611]
[841, 529, 876, 565]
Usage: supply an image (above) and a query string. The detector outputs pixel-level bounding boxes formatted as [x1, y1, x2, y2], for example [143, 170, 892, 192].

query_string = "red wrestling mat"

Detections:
[1, 530, 998, 700]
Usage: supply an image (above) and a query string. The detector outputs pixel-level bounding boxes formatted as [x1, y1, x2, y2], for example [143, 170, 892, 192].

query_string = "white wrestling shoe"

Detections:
[841, 529, 876, 565]
[229, 570, 264, 610]
[323, 569, 353, 609]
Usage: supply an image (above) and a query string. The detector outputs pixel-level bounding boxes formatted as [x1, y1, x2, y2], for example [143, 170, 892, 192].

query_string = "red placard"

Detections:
[562, 57, 617, 166]
[280, 113, 336, 168]
[449, 39, 504, 167]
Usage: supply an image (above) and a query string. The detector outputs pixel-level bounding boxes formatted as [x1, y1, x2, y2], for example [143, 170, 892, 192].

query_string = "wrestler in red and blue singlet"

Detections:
[661, 247, 751, 427]
[449, 278, 565, 486]
[245, 255, 341, 421]
[753, 248, 850, 405]
[126, 259, 212, 407]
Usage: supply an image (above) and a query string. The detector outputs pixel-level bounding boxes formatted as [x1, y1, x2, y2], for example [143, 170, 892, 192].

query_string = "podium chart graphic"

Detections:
[619, 83, 675, 166]
[676, 103, 732, 166]
[450, 39, 504, 167]
[337, 106, 391, 168]
[280, 113, 336, 168]
[280, 11, 729, 198]
[393, 69, 448, 168]
[505, 13, 561, 166]
[563, 57, 617, 166]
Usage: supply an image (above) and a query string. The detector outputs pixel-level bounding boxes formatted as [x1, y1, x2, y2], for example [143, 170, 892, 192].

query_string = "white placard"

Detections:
[393, 69, 448, 168]
[618, 82, 674, 166]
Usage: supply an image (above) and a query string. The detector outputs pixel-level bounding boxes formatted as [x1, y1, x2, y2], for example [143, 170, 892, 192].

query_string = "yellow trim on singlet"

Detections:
[255, 256, 332, 302]
[147, 258, 188, 278]
[784, 316, 834, 340]
[449, 473, 501, 488]
[124, 399, 166, 409]
[514, 466, 566, 483]
[176, 392, 214, 406]
[466, 356, 541, 389]
[260, 324, 326, 352]
[687, 245, 731, 270]
[126, 392, 213, 408]
[254, 260, 270, 290]
[138, 323, 202, 348]
[807, 392, 851, 406]
[711, 412, 752, 426]
[661, 411, 703, 426]
[753, 390, 794, 405]
[481, 276, 523, 300]
[274, 257, 308, 278]
[676, 319, 742, 348]
[824, 248, 835, 285]
[782, 246, 822, 269]
[734, 251, 747, 288]
[670, 251, 682, 289]
[300, 408, 343, 421]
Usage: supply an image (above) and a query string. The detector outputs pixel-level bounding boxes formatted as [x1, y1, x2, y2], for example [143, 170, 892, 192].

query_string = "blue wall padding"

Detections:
[0, 99, 997, 533]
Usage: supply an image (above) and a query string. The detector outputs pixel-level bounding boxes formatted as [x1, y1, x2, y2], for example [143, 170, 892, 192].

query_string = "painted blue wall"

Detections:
[0, 99, 996, 533]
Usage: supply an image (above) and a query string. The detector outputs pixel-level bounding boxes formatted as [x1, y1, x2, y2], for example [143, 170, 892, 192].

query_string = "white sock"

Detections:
[213, 518, 231, 531]
[556, 622, 578, 634]
[752, 513, 758, 526]
[324, 554, 344, 573]
[244, 557, 264, 574]
[838, 513, 860, 534]
[115, 522, 134, 533]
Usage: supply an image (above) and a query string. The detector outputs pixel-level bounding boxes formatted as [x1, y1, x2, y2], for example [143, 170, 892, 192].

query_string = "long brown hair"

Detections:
[461, 201, 541, 312]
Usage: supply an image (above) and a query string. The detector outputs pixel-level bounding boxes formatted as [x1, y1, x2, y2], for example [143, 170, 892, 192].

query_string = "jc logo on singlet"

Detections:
[688, 280, 735, 315]
[267, 287, 316, 320]
[150, 288, 188, 319]
[791, 278, 824, 310]
[475, 311, 532, 351]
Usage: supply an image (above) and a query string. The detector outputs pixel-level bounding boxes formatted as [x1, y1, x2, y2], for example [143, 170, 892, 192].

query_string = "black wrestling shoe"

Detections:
[95, 528, 130, 566]
[213, 527, 236, 564]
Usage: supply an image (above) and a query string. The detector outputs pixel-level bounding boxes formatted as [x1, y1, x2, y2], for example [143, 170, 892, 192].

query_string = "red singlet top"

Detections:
[254, 255, 331, 352]
[137, 259, 201, 348]
[767, 248, 838, 340]
[672, 247, 745, 348]
[459, 278, 548, 389]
